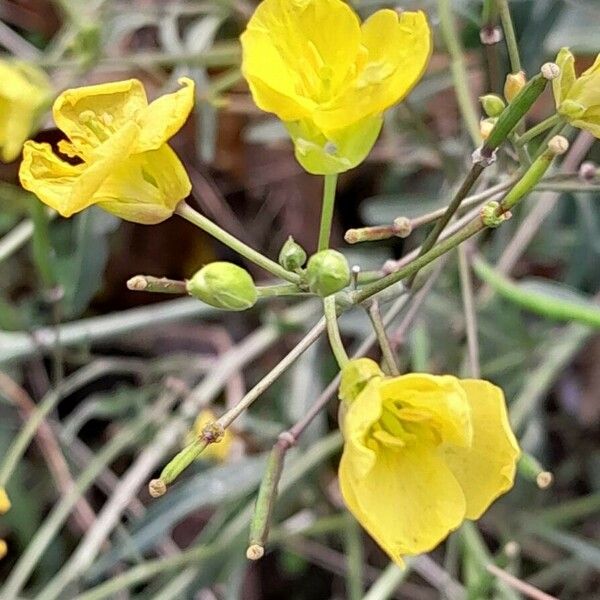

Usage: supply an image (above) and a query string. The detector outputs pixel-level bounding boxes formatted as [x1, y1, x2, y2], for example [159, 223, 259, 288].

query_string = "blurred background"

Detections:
[0, 0, 599, 598]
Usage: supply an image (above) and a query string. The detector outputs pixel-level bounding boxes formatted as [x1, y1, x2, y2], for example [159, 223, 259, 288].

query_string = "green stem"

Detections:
[343, 513, 364, 600]
[458, 245, 481, 378]
[438, 0, 481, 145]
[472, 256, 600, 327]
[175, 201, 301, 285]
[496, 0, 521, 72]
[362, 562, 412, 600]
[323, 295, 349, 368]
[317, 174, 338, 251]
[366, 300, 400, 375]
[408, 163, 485, 285]
[353, 218, 486, 305]
[516, 114, 562, 146]
[30, 202, 57, 290]
[256, 283, 308, 297]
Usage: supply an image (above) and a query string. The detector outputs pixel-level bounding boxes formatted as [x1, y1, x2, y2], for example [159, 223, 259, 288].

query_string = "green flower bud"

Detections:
[306, 249, 350, 297]
[339, 358, 383, 404]
[187, 262, 257, 311]
[278, 236, 307, 271]
[480, 94, 506, 117]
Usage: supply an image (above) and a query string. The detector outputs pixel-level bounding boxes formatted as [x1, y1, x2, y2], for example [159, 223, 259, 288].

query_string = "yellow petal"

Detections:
[341, 378, 384, 480]
[340, 439, 466, 562]
[135, 78, 195, 151]
[94, 144, 191, 224]
[565, 53, 600, 113]
[553, 48, 576, 109]
[0, 60, 50, 162]
[379, 373, 473, 449]
[53, 79, 147, 156]
[313, 10, 431, 133]
[443, 379, 520, 520]
[0, 539, 7, 560]
[285, 114, 382, 174]
[241, 0, 361, 120]
[0, 487, 10, 514]
[19, 141, 86, 217]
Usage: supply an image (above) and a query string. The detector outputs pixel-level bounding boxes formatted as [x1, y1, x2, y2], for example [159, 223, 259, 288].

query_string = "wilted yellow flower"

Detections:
[19, 78, 194, 224]
[503, 71, 526, 103]
[552, 48, 600, 137]
[241, 0, 431, 174]
[0, 60, 51, 163]
[186, 409, 234, 462]
[0, 487, 11, 560]
[338, 359, 520, 565]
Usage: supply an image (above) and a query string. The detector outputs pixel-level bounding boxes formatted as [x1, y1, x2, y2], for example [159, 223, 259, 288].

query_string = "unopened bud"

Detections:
[548, 135, 569, 156]
[480, 117, 497, 140]
[541, 62, 560, 80]
[187, 262, 258, 311]
[579, 161, 597, 181]
[278, 236, 307, 271]
[148, 478, 167, 498]
[504, 71, 526, 103]
[306, 250, 350, 297]
[480, 94, 506, 117]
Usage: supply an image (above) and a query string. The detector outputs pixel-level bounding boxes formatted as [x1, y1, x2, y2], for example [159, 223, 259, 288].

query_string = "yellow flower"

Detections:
[19, 78, 194, 224]
[186, 409, 234, 462]
[0, 59, 51, 163]
[241, 0, 431, 174]
[338, 359, 520, 565]
[0, 487, 11, 560]
[553, 48, 600, 137]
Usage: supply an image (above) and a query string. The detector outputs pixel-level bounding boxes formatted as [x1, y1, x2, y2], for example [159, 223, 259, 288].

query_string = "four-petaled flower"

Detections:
[241, 0, 431, 174]
[0, 60, 51, 163]
[19, 78, 194, 224]
[553, 48, 600, 137]
[338, 359, 520, 565]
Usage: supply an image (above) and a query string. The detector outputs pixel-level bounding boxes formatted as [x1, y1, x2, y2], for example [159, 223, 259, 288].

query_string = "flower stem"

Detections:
[437, 0, 481, 145]
[176, 201, 301, 285]
[366, 300, 400, 375]
[323, 295, 349, 368]
[256, 283, 308, 297]
[516, 114, 562, 146]
[317, 174, 338, 251]
[496, 0, 521, 72]
[458, 245, 481, 378]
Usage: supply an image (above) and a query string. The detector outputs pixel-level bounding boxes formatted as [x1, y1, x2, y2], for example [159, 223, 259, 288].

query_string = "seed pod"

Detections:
[306, 249, 350, 297]
[187, 262, 257, 311]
